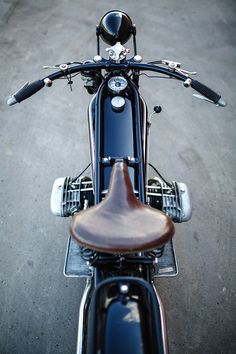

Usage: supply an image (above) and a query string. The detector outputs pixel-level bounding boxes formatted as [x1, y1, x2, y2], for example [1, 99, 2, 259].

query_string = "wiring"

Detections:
[148, 162, 172, 187]
[138, 73, 172, 79]
[72, 163, 91, 183]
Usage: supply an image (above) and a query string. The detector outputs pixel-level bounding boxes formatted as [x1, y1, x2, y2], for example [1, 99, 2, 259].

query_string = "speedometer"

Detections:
[108, 76, 128, 94]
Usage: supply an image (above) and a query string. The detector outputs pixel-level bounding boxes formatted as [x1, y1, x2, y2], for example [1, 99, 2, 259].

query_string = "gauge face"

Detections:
[108, 76, 128, 94]
[111, 96, 125, 111]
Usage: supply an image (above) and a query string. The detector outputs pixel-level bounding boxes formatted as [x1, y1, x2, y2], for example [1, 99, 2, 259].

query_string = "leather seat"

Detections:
[70, 162, 174, 253]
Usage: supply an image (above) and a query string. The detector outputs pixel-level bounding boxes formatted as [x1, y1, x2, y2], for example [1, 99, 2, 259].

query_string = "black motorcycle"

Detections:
[7, 10, 226, 354]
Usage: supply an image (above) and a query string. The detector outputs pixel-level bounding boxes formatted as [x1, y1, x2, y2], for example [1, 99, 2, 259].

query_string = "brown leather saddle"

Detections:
[70, 162, 175, 253]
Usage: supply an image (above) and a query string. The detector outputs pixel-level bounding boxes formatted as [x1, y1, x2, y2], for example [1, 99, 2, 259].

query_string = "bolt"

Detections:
[120, 284, 129, 294]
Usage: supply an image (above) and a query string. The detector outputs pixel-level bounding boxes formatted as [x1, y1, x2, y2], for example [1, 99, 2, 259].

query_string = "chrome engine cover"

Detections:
[146, 177, 192, 222]
[51, 174, 191, 223]
[50, 176, 94, 217]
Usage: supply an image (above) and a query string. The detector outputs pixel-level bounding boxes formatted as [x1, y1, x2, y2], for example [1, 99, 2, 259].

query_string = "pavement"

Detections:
[0, 0, 235, 353]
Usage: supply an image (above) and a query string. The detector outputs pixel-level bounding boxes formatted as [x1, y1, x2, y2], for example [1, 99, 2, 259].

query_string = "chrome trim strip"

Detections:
[152, 283, 169, 354]
[88, 95, 96, 180]
[140, 95, 148, 181]
[63, 236, 71, 277]
[76, 279, 92, 354]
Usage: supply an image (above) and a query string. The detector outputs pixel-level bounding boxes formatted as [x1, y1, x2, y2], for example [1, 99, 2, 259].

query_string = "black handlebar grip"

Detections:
[190, 79, 221, 104]
[7, 80, 45, 105]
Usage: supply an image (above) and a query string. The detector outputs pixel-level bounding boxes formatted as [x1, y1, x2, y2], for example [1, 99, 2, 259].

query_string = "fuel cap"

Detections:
[111, 96, 125, 112]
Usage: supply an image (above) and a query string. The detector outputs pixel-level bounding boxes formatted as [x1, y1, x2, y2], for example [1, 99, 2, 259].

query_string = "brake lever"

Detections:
[162, 59, 181, 68]
[176, 67, 197, 76]
[161, 59, 197, 76]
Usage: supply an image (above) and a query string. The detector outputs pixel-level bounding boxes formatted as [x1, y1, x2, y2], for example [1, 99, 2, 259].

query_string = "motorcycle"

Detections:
[7, 10, 226, 354]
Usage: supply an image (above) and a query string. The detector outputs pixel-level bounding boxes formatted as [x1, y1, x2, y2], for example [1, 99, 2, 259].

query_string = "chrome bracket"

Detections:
[106, 42, 130, 63]
[161, 59, 197, 77]
[59, 63, 69, 71]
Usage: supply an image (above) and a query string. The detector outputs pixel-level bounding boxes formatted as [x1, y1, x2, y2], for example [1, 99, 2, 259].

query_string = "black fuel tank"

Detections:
[102, 95, 135, 157]
[88, 80, 148, 198]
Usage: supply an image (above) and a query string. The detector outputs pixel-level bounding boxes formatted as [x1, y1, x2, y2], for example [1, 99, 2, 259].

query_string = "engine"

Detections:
[50, 176, 94, 217]
[146, 177, 192, 222]
[50, 175, 192, 222]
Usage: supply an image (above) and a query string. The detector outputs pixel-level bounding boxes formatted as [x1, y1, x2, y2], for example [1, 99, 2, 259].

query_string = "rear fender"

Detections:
[87, 276, 168, 354]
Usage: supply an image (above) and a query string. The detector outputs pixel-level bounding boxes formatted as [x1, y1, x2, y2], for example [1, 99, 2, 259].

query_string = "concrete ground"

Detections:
[0, 0, 235, 353]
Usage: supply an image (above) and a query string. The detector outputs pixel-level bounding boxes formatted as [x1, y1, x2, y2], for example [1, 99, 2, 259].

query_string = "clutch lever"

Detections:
[43, 61, 82, 69]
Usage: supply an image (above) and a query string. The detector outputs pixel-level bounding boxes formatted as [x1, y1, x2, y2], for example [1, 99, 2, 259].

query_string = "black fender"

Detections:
[87, 277, 168, 354]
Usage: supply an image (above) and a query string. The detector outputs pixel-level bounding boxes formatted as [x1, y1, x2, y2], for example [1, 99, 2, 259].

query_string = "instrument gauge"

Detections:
[108, 76, 128, 94]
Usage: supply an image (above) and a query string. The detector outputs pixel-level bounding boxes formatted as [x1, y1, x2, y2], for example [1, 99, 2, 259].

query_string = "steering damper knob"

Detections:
[154, 105, 162, 113]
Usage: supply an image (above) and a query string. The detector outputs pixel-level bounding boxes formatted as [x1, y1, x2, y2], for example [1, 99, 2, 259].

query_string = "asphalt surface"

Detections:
[0, 0, 235, 353]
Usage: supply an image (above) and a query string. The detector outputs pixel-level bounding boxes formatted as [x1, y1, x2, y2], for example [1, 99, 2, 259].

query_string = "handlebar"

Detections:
[7, 80, 45, 106]
[7, 60, 226, 107]
[190, 79, 220, 104]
